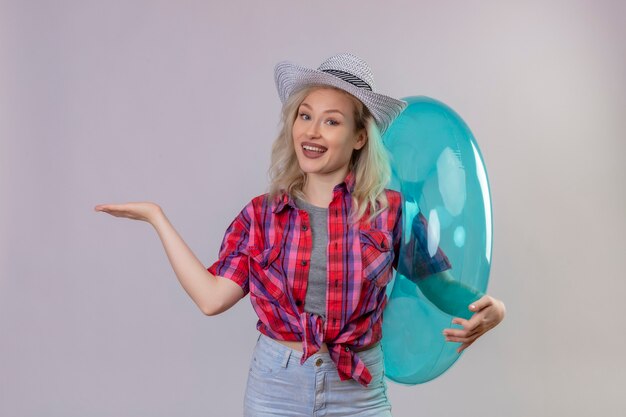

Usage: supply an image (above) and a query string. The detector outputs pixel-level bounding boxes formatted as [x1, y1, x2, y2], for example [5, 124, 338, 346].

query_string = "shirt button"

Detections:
[301, 260, 307, 266]
[315, 358, 323, 366]
[302, 224, 308, 231]
[295, 300, 302, 306]
[345, 346, 350, 352]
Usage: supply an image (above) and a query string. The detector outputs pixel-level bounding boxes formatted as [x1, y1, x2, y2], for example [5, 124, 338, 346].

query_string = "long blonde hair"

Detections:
[268, 85, 391, 224]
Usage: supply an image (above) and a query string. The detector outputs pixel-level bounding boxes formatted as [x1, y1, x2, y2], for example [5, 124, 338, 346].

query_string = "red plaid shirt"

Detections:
[208, 171, 451, 386]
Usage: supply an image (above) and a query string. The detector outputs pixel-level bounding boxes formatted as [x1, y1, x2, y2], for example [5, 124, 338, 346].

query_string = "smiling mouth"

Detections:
[302, 144, 327, 153]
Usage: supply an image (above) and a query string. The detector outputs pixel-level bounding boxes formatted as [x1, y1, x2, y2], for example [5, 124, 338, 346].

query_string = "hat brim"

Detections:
[274, 61, 407, 134]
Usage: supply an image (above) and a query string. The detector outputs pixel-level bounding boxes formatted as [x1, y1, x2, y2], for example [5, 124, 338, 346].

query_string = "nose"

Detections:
[305, 119, 321, 138]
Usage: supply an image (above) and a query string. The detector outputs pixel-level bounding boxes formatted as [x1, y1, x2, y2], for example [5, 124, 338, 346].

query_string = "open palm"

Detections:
[94, 202, 161, 224]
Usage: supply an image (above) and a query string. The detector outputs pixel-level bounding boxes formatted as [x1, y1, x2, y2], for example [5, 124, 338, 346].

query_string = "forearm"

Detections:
[150, 209, 218, 314]
[413, 270, 484, 319]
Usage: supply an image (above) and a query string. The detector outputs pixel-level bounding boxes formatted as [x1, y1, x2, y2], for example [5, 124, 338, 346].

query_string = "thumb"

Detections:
[468, 295, 491, 313]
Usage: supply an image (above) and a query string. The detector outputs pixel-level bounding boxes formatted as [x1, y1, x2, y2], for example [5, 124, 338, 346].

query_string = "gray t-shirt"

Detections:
[295, 196, 328, 319]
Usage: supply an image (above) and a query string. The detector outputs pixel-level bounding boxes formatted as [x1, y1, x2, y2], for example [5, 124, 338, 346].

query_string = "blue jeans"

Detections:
[243, 333, 393, 416]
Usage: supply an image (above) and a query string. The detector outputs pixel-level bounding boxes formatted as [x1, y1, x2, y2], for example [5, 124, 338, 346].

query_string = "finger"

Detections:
[446, 324, 489, 347]
[464, 313, 486, 332]
[96, 206, 134, 219]
[97, 205, 123, 214]
[446, 316, 480, 335]
[457, 340, 474, 353]
[445, 333, 470, 342]
[443, 326, 482, 339]
[444, 325, 483, 341]
[443, 326, 480, 337]
[443, 328, 463, 337]
[445, 333, 476, 344]
[469, 295, 493, 313]
[451, 317, 469, 327]
[444, 318, 470, 336]
[95, 204, 123, 212]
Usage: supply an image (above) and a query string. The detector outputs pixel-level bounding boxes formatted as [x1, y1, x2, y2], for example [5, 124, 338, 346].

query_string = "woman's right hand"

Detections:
[94, 202, 163, 225]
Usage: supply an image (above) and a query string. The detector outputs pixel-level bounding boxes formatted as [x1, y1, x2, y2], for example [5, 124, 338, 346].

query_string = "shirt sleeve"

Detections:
[392, 202, 452, 279]
[207, 204, 252, 296]
[391, 198, 403, 272]
[410, 211, 452, 278]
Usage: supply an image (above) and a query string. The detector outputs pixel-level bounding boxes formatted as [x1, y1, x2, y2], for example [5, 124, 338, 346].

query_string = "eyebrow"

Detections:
[299, 102, 345, 116]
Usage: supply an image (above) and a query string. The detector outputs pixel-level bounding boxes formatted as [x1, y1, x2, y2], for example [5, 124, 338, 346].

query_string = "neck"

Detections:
[303, 168, 350, 208]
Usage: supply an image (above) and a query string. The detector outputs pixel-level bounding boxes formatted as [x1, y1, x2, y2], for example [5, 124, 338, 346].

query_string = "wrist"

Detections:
[149, 205, 167, 227]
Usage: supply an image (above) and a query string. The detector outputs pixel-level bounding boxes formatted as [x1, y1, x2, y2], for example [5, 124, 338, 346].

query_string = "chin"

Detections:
[297, 163, 321, 175]
[296, 156, 323, 174]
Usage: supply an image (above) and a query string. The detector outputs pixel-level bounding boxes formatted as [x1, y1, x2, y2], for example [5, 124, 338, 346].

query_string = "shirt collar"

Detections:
[272, 171, 356, 214]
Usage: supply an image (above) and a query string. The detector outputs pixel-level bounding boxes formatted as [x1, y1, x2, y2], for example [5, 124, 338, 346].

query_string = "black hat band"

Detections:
[321, 69, 372, 91]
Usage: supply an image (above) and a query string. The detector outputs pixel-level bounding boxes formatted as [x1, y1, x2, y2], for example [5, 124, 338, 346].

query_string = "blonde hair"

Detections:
[268, 85, 391, 224]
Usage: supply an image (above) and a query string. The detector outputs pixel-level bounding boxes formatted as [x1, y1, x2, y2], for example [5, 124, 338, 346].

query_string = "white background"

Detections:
[1, 1, 625, 416]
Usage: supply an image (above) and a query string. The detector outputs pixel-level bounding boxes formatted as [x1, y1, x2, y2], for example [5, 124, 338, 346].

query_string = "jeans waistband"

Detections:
[256, 332, 383, 371]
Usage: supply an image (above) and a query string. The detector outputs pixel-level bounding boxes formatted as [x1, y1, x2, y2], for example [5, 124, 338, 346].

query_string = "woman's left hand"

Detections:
[443, 295, 506, 353]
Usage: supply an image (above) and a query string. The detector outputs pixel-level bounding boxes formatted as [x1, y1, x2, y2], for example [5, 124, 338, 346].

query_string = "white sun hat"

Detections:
[274, 53, 407, 134]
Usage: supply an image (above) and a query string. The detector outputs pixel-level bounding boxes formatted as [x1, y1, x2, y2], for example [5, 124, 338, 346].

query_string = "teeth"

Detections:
[303, 145, 326, 153]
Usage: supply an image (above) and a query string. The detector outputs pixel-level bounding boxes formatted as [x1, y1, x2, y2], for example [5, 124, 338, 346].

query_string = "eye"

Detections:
[326, 119, 340, 126]
[299, 112, 310, 120]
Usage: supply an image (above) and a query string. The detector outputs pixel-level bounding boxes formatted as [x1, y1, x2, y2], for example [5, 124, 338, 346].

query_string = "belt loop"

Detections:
[281, 348, 291, 368]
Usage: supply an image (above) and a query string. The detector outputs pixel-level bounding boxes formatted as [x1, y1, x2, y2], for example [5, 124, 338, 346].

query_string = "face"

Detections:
[292, 87, 366, 181]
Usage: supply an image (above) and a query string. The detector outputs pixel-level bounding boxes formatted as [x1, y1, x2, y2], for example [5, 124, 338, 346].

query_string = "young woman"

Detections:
[95, 53, 505, 416]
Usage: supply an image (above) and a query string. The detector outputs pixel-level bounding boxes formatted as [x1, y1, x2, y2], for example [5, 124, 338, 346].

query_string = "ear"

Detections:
[353, 129, 368, 151]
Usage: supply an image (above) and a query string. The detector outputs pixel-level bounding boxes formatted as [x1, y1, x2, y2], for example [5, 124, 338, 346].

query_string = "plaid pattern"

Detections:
[208, 171, 451, 386]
